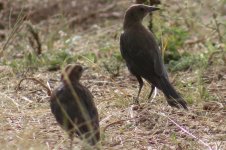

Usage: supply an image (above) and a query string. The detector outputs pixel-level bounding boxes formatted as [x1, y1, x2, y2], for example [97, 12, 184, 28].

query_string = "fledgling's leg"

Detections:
[69, 132, 74, 150]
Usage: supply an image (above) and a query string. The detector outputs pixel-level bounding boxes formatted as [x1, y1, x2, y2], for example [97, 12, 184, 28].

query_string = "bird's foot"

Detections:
[167, 99, 188, 110]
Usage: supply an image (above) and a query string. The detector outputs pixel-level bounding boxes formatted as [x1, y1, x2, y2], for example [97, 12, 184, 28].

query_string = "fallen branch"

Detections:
[16, 77, 52, 96]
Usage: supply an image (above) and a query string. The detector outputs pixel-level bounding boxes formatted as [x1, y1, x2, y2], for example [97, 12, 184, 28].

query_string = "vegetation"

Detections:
[0, 0, 225, 149]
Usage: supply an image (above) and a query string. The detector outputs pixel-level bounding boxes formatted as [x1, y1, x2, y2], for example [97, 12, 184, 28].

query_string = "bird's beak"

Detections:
[147, 6, 160, 12]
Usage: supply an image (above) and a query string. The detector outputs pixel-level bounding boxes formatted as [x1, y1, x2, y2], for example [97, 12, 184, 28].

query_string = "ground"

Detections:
[0, 0, 225, 150]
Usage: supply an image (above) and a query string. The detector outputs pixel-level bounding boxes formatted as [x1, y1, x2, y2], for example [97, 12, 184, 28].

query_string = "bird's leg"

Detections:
[148, 84, 155, 100]
[134, 76, 143, 104]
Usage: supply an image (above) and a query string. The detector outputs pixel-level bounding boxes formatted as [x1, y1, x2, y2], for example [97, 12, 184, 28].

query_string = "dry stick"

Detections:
[16, 77, 52, 96]
[212, 13, 223, 44]
[26, 22, 42, 55]
[160, 113, 213, 150]
[0, 92, 20, 108]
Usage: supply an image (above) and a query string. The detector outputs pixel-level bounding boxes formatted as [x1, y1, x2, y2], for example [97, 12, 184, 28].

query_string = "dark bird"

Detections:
[50, 64, 100, 148]
[120, 4, 187, 109]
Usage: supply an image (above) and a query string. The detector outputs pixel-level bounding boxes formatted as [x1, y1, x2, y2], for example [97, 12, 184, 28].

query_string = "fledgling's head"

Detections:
[124, 4, 159, 27]
[61, 64, 85, 84]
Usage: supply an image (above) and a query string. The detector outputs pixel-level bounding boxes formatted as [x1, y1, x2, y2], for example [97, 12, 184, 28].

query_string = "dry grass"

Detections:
[0, 0, 226, 149]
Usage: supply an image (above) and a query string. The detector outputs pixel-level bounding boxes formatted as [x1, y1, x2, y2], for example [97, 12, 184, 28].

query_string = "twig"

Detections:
[26, 22, 42, 55]
[212, 13, 223, 44]
[21, 96, 33, 103]
[0, 93, 20, 108]
[16, 77, 52, 96]
[160, 113, 213, 150]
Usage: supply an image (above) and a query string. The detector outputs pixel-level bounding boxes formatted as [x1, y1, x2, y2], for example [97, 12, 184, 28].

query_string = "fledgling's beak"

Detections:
[147, 6, 160, 12]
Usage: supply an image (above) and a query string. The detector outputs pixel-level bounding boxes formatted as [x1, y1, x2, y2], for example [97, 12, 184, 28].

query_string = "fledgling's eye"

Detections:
[77, 67, 83, 72]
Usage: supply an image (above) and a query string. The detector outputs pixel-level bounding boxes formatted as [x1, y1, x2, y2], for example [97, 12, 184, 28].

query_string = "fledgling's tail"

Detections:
[159, 77, 188, 110]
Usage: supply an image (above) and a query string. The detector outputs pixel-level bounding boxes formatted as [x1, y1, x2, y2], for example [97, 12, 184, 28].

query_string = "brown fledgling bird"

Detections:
[120, 4, 187, 109]
[50, 64, 100, 148]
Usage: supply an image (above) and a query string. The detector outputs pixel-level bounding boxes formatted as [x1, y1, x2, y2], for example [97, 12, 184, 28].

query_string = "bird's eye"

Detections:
[78, 67, 83, 72]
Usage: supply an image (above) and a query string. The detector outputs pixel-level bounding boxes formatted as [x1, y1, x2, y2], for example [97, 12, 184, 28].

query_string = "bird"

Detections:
[50, 64, 100, 148]
[120, 4, 188, 109]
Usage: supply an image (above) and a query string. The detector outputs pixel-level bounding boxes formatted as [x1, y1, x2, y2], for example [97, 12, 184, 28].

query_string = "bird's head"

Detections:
[124, 4, 159, 28]
[61, 64, 86, 84]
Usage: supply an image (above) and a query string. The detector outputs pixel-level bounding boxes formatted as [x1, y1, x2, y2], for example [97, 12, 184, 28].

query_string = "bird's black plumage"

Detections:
[50, 64, 100, 147]
[120, 4, 187, 109]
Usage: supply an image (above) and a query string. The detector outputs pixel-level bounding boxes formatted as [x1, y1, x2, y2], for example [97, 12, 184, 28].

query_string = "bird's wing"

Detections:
[120, 32, 128, 60]
[76, 85, 98, 119]
[120, 30, 166, 77]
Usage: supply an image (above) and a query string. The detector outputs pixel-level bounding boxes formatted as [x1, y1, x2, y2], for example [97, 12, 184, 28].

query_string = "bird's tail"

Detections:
[158, 77, 188, 109]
